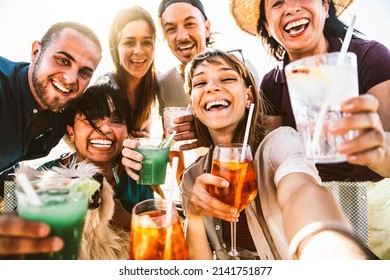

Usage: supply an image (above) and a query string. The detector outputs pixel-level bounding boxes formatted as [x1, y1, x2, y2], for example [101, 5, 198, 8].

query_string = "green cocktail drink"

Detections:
[16, 188, 89, 260]
[135, 138, 171, 185]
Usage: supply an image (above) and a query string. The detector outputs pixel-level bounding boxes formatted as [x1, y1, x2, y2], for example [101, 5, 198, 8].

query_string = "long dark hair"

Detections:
[257, 0, 362, 60]
[184, 49, 268, 152]
[108, 6, 159, 132]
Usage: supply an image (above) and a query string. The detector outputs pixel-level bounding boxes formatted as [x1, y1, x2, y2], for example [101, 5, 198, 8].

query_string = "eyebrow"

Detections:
[57, 51, 94, 73]
[193, 66, 234, 77]
[163, 15, 198, 28]
[122, 35, 153, 41]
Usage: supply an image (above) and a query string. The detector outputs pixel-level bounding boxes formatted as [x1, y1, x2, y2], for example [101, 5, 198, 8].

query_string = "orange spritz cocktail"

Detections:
[209, 159, 258, 212]
[209, 143, 258, 259]
[130, 198, 189, 260]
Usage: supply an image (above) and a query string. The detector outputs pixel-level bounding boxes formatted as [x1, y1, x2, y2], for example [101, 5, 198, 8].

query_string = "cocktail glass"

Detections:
[15, 185, 89, 260]
[209, 143, 258, 259]
[285, 52, 359, 163]
[162, 106, 192, 151]
[129, 198, 189, 260]
[162, 107, 192, 184]
[134, 138, 171, 185]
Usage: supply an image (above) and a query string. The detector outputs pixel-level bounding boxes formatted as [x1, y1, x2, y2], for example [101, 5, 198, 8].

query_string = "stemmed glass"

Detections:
[209, 143, 258, 259]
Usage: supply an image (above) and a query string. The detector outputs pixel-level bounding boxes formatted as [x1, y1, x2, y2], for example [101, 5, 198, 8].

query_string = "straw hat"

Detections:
[230, 0, 354, 36]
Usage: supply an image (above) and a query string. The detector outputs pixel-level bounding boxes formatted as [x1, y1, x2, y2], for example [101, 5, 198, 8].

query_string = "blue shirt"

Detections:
[0, 56, 67, 173]
[0, 56, 67, 197]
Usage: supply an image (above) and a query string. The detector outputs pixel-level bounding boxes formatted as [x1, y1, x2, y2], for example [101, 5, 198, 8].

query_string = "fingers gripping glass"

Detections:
[209, 143, 258, 259]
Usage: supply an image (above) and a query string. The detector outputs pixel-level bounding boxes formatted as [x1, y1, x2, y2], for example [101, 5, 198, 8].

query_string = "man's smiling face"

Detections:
[161, 2, 210, 66]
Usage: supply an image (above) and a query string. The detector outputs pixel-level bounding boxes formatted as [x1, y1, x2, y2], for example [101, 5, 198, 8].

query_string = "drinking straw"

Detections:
[311, 104, 329, 156]
[168, 157, 179, 207]
[161, 130, 177, 149]
[164, 156, 179, 232]
[15, 173, 42, 206]
[163, 156, 179, 260]
[241, 103, 255, 161]
[312, 15, 357, 154]
[336, 14, 357, 66]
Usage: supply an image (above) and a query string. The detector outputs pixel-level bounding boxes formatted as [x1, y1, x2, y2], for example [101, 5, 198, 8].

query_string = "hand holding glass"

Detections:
[134, 138, 171, 185]
[285, 52, 359, 163]
[163, 106, 193, 151]
[16, 186, 89, 260]
[209, 143, 258, 259]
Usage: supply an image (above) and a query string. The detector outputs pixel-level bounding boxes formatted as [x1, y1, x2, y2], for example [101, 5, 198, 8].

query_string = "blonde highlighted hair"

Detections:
[184, 49, 268, 151]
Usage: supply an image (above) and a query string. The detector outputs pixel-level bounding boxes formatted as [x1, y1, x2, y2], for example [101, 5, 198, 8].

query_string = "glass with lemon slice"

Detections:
[15, 178, 99, 259]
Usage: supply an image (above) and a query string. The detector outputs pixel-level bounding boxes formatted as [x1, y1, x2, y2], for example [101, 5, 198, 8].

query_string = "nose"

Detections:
[285, 0, 301, 15]
[62, 69, 78, 84]
[177, 26, 190, 41]
[97, 118, 113, 133]
[133, 42, 144, 54]
[206, 79, 220, 93]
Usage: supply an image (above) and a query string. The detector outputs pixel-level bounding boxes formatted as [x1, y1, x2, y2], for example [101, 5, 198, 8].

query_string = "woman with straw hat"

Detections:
[180, 49, 374, 260]
[230, 0, 390, 256]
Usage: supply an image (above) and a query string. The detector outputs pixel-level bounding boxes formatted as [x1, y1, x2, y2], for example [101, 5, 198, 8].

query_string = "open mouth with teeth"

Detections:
[178, 44, 194, 53]
[131, 59, 146, 66]
[90, 139, 113, 149]
[284, 19, 309, 35]
[52, 80, 71, 94]
[205, 100, 230, 111]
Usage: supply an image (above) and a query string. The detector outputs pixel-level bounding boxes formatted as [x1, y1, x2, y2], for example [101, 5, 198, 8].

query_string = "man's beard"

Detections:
[31, 58, 69, 113]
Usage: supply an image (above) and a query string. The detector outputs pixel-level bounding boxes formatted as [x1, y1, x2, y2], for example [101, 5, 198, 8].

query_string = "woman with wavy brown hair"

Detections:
[97, 6, 159, 138]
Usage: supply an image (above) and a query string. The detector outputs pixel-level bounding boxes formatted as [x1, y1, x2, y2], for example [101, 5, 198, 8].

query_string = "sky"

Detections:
[1, 0, 389, 83]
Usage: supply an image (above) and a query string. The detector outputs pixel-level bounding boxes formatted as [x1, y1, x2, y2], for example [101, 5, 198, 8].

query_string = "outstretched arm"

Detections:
[278, 173, 370, 260]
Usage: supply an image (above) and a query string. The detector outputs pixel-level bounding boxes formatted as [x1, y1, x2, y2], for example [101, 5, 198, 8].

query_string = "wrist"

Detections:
[289, 221, 369, 260]
[298, 230, 367, 260]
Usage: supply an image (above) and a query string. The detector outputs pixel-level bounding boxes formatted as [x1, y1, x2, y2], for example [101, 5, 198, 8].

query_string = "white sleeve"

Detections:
[259, 126, 322, 187]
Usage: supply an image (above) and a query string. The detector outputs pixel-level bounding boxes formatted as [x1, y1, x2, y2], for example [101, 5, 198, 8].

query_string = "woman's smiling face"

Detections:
[264, 0, 329, 59]
[117, 19, 155, 79]
[67, 114, 128, 165]
[189, 58, 252, 143]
